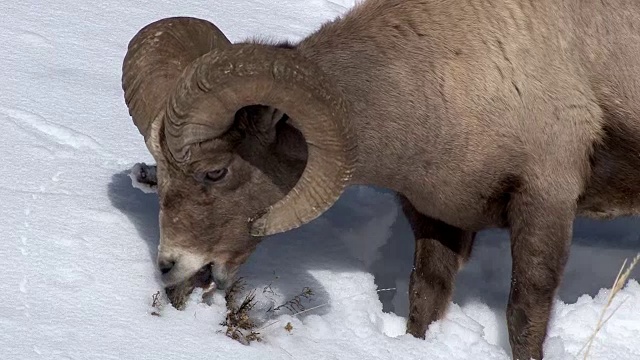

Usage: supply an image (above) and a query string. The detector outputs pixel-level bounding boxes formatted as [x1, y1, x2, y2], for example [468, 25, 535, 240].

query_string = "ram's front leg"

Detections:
[400, 196, 475, 338]
[507, 188, 576, 360]
[130, 162, 158, 193]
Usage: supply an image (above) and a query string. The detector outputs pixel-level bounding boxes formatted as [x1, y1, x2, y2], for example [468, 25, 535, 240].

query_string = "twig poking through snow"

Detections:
[150, 291, 162, 317]
[259, 287, 397, 331]
[579, 253, 639, 359]
[267, 287, 314, 314]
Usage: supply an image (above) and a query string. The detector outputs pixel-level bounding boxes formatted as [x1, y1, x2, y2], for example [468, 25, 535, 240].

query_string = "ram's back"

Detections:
[297, 0, 640, 228]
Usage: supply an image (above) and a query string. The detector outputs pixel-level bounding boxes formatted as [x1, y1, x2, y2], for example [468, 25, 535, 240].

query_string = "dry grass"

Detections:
[578, 253, 639, 359]
[150, 290, 162, 317]
[220, 278, 262, 345]
[267, 287, 314, 314]
[220, 277, 317, 345]
[156, 274, 393, 346]
[284, 322, 294, 333]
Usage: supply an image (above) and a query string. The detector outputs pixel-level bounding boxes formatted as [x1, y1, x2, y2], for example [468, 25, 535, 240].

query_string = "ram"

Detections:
[122, 1, 640, 359]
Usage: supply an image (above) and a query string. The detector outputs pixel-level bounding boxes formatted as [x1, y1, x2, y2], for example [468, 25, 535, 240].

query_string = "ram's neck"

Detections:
[294, 8, 444, 192]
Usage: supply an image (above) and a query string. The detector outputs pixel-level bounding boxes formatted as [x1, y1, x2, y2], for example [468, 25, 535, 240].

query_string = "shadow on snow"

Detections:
[108, 168, 639, 344]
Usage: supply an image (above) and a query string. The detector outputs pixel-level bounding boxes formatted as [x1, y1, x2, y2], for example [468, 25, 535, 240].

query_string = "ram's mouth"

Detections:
[165, 263, 216, 310]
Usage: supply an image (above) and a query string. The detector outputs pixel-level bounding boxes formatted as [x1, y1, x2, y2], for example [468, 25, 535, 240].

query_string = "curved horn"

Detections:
[164, 44, 357, 236]
[122, 16, 231, 158]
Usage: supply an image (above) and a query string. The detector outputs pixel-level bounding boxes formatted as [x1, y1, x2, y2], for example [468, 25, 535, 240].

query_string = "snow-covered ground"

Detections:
[1, 1, 639, 359]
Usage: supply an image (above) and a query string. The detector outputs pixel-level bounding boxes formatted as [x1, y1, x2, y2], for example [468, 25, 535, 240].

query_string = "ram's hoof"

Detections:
[129, 163, 158, 193]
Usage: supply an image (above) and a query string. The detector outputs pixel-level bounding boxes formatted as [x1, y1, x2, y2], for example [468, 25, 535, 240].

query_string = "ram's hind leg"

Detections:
[400, 195, 476, 338]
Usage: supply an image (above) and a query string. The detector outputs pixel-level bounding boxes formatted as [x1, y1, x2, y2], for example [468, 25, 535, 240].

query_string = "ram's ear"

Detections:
[274, 120, 308, 162]
[235, 105, 286, 146]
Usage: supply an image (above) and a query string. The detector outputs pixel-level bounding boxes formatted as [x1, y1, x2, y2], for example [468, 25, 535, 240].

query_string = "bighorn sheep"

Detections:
[121, 1, 640, 359]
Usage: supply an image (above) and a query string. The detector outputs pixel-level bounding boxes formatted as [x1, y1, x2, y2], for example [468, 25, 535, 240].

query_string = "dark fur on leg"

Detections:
[400, 195, 475, 338]
[507, 188, 576, 360]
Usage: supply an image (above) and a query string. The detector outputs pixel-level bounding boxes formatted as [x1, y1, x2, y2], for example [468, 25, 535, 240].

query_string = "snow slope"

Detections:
[1, 0, 639, 359]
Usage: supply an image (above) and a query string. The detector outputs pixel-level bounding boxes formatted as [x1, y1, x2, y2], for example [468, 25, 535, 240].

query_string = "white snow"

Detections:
[1, 0, 639, 359]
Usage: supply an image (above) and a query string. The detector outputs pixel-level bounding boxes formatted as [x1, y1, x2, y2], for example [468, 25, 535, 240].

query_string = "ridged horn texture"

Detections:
[122, 17, 230, 157]
[164, 44, 357, 236]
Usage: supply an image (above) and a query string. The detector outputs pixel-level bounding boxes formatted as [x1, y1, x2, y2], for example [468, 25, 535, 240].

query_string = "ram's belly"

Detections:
[578, 124, 640, 219]
[400, 171, 516, 232]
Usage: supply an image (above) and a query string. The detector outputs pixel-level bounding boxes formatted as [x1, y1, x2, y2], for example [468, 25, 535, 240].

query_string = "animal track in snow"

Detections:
[16, 303, 31, 318]
[52, 266, 95, 291]
[19, 202, 30, 256]
[51, 171, 63, 182]
[56, 236, 87, 248]
[19, 278, 28, 293]
[17, 30, 53, 48]
[82, 209, 124, 224]
[324, 0, 352, 12]
[18, 235, 27, 256]
[0, 106, 101, 150]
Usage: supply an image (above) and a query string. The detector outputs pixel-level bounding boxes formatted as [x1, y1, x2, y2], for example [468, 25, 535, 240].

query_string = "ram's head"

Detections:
[122, 17, 356, 307]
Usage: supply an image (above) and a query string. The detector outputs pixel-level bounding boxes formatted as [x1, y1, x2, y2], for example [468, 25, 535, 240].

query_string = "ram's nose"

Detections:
[156, 249, 208, 286]
[158, 257, 175, 275]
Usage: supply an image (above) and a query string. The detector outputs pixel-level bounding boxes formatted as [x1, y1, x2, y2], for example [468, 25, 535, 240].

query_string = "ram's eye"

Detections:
[204, 168, 228, 182]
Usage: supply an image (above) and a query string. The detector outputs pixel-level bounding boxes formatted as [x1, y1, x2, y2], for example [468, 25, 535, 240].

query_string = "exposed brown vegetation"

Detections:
[220, 278, 262, 345]
[267, 287, 314, 314]
[284, 322, 293, 333]
[150, 290, 162, 317]
[219, 277, 316, 345]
